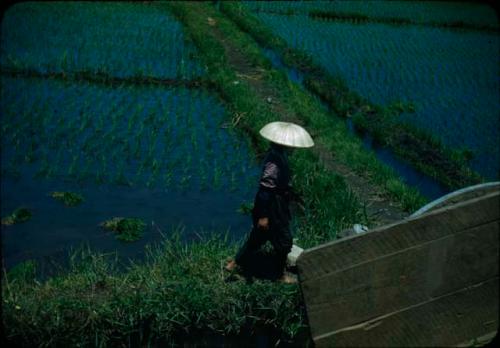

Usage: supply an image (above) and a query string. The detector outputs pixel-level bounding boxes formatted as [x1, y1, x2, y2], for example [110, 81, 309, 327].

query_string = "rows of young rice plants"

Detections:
[244, 1, 499, 29]
[247, 11, 500, 180]
[1, 2, 205, 79]
[0, 76, 259, 196]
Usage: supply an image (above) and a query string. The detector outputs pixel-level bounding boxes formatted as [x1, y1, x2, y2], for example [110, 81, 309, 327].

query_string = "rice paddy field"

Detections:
[244, 0, 500, 180]
[1, 1, 498, 346]
[1, 2, 259, 270]
[1, 2, 205, 78]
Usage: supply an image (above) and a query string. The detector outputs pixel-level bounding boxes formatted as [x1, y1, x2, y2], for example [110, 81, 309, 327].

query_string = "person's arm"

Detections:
[253, 161, 279, 229]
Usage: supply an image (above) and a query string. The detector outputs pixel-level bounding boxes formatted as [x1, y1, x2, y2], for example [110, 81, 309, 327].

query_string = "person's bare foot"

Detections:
[225, 259, 237, 272]
[279, 274, 297, 284]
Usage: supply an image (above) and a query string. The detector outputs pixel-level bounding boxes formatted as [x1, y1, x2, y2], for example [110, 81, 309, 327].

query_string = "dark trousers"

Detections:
[235, 223, 292, 276]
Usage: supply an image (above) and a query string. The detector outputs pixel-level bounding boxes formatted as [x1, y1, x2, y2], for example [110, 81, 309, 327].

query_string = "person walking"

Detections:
[226, 121, 314, 283]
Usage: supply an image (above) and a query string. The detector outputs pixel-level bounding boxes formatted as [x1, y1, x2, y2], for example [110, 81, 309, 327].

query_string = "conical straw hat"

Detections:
[259, 121, 314, 148]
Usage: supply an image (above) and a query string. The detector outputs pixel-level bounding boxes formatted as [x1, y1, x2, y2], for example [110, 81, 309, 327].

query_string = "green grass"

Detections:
[2, 232, 307, 346]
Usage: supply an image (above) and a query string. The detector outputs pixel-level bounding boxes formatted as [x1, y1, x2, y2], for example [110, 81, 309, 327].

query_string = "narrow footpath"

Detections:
[197, 6, 409, 227]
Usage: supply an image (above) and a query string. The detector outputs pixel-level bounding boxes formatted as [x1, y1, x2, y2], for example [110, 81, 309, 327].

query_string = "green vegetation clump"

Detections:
[1, 208, 32, 226]
[50, 191, 84, 206]
[2, 234, 306, 346]
[100, 217, 146, 242]
[237, 201, 254, 215]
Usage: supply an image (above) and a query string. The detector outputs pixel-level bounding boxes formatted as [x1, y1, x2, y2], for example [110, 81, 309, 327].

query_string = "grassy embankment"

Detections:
[3, 233, 309, 347]
[220, 2, 484, 190]
[307, 9, 499, 32]
[250, 6, 499, 33]
[3, 2, 432, 346]
[0, 65, 206, 90]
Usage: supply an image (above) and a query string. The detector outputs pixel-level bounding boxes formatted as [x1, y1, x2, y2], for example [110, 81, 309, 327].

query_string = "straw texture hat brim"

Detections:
[259, 122, 314, 148]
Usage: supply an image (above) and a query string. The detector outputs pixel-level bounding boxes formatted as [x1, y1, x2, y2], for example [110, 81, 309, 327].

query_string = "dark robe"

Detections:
[235, 143, 293, 277]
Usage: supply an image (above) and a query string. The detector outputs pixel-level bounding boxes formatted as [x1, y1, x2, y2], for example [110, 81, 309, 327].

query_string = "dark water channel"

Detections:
[262, 48, 450, 201]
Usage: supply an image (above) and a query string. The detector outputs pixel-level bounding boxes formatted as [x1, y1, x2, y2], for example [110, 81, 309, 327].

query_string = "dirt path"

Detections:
[205, 14, 409, 228]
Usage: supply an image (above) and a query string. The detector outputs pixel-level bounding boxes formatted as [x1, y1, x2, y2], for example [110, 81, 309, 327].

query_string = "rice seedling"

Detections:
[229, 172, 238, 192]
[160, 146, 171, 167]
[143, 149, 156, 172]
[77, 156, 93, 183]
[190, 131, 198, 151]
[146, 169, 159, 188]
[67, 154, 79, 178]
[78, 112, 92, 133]
[176, 58, 186, 78]
[144, 110, 156, 126]
[151, 159, 160, 174]
[98, 153, 108, 176]
[35, 157, 50, 178]
[185, 153, 192, 169]
[135, 121, 145, 139]
[163, 170, 173, 188]
[99, 217, 146, 242]
[92, 168, 105, 184]
[24, 145, 36, 164]
[95, 113, 105, 133]
[131, 137, 142, 160]
[212, 162, 222, 190]
[50, 191, 84, 206]
[163, 128, 173, 149]
[135, 160, 147, 182]
[114, 166, 131, 187]
[127, 112, 138, 135]
[198, 165, 208, 192]
[179, 174, 191, 191]
[1, 208, 32, 226]
[148, 130, 159, 153]
[109, 148, 121, 170]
